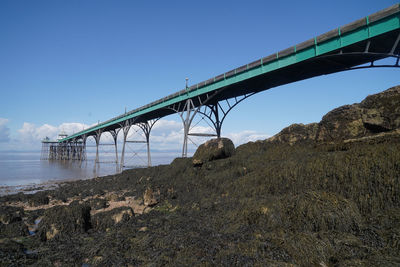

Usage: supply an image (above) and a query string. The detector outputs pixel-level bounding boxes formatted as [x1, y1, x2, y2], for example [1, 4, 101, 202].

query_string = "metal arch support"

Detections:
[119, 119, 133, 170]
[94, 129, 103, 164]
[348, 54, 400, 70]
[168, 98, 197, 158]
[80, 135, 87, 162]
[318, 52, 400, 72]
[168, 90, 221, 157]
[315, 32, 400, 73]
[108, 129, 121, 164]
[168, 89, 256, 157]
[137, 118, 160, 167]
[196, 93, 256, 138]
[390, 31, 400, 56]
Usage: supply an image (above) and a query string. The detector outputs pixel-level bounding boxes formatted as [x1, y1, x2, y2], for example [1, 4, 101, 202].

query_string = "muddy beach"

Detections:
[1, 86, 400, 266]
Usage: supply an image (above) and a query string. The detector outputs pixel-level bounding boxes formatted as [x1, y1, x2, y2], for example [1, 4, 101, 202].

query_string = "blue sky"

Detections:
[0, 0, 399, 151]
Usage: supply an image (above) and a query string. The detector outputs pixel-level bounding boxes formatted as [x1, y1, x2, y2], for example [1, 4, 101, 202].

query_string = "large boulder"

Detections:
[0, 206, 29, 238]
[317, 86, 400, 142]
[92, 206, 135, 231]
[28, 191, 50, 207]
[0, 221, 29, 238]
[37, 202, 91, 241]
[360, 85, 400, 132]
[192, 138, 235, 166]
[268, 123, 318, 145]
[267, 85, 400, 144]
[88, 198, 109, 210]
[316, 104, 365, 142]
[143, 187, 160, 207]
[0, 206, 25, 225]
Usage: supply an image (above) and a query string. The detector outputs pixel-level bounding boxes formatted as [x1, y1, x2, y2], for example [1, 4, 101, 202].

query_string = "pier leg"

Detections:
[83, 136, 87, 161]
[147, 137, 151, 167]
[138, 119, 159, 167]
[49, 145, 54, 160]
[40, 141, 50, 160]
[169, 98, 197, 158]
[195, 94, 256, 139]
[56, 144, 60, 160]
[180, 99, 196, 158]
[64, 143, 68, 160]
[78, 136, 87, 162]
[114, 137, 118, 164]
[67, 142, 72, 160]
[72, 141, 78, 160]
[120, 122, 131, 170]
[95, 141, 99, 163]
[70, 142, 74, 160]
[94, 130, 103, 164]
[59, 144, 62, 160]
[109, 130, 120, 164]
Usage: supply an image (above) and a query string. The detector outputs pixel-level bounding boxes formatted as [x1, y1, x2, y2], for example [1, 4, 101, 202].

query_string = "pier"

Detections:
[42, 4, 400, 168]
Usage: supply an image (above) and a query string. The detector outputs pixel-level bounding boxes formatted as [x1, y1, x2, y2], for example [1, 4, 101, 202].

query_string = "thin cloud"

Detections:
[0, 118, 10, 143]
[226, 130, 270, 145]
[17, 122, 92, 149]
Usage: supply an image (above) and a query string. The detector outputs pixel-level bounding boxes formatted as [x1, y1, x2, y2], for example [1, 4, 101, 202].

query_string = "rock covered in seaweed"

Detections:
[92, 206, 135, 231]
[359, 85, 400, 132]
[267, 123, 319, 145]
[28, 191, 49, 207]
[0, 206, 29, 238]
[268, 85, 400, 144]
[37, 202, 91, 241]
[0, 206, 25, 225]
[192, 138, 235, 166]
[317, 104, 365, 142]
[143, 187, 160, 207]
[0, 221, 29, 238]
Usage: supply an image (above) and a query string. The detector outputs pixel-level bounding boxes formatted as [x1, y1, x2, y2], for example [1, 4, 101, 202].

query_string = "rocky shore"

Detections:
[1, 86, 400, 266]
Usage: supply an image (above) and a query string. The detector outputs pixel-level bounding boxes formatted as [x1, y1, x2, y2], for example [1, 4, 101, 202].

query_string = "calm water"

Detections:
[0, 151, 178, 187]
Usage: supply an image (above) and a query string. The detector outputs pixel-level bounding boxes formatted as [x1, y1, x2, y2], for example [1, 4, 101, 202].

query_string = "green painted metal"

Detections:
[60, 4, 400, 143]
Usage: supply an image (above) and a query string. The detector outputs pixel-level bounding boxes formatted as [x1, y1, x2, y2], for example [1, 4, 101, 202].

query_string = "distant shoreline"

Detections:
[0, 178, 73, 196]
[0, 174, 115, 196]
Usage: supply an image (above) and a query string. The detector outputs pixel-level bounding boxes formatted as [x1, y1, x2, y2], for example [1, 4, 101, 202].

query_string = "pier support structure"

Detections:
[170, 99, 196, 158]
[120, 120, 133, 170]
[41, 139, 85, 161]
[137, 119, 159, 167]
[195, 93, 256, 139]
[109, 129, 120, 164]
[94, 129, 103, 164]
[119, 118, 159, 169]
[169, 90, 255, 157]
[40, 9, 400, 164]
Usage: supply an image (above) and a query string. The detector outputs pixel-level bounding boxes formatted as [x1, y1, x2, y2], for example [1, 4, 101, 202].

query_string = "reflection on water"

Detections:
[0, 159, 119, 186]
[0, 151, 178, 187]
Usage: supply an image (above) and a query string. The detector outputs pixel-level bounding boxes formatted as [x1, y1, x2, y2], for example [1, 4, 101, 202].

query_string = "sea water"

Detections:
[0, 151, 178, 188]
